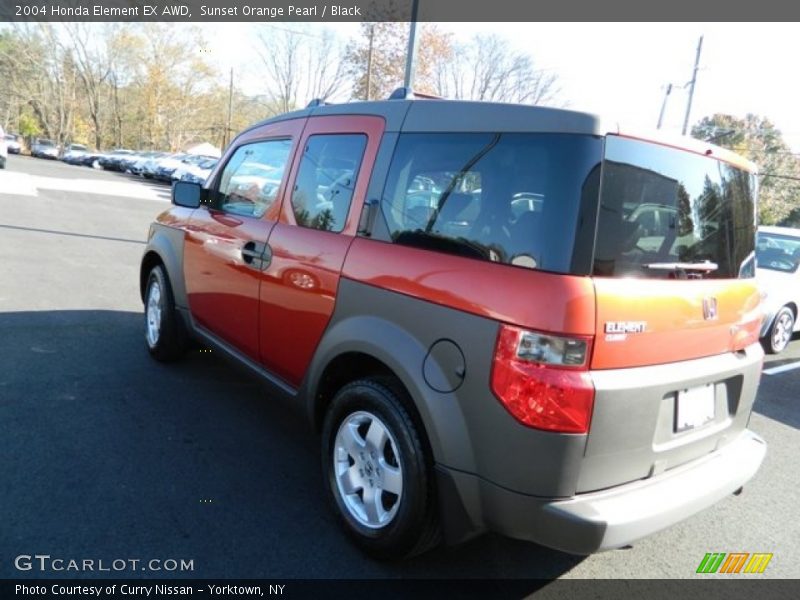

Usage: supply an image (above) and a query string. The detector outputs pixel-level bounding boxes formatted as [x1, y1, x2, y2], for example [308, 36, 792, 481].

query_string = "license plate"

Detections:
[675, 384, 715, 432]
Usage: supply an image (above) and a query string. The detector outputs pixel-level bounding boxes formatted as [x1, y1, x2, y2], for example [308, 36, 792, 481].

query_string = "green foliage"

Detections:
[692, 114, 800, 225]
[17, 113, 41, 138]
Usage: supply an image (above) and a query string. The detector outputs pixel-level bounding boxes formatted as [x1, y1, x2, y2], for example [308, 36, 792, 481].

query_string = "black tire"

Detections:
[321, 378, 440, 560]
[144, 264, 187, 361]
[762, 306, 795, 354]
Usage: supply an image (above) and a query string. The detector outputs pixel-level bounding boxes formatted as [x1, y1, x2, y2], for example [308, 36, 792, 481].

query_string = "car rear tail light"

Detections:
[491, 324, 595, 434]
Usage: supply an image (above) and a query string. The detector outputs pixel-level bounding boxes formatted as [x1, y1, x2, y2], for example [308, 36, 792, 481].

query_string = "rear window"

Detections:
[594, 136, 756, 279]
[380, 133, 602, 274]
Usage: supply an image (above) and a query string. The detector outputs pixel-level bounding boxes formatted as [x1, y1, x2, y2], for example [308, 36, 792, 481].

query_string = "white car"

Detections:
[3, 133, 21, 154]
[756, 225, 800, 353]
[0, 125, 7, 169]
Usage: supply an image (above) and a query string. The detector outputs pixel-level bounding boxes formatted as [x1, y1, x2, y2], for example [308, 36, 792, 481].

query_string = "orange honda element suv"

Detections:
[141, 91, 765, 559]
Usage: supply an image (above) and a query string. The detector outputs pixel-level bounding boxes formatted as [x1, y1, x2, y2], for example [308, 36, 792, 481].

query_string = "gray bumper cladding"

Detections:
[468, 429, 766, 555]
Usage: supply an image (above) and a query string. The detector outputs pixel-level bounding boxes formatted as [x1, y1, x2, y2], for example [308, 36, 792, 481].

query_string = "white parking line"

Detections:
[0, 170, 38, 196]
[763, 361, 800, 375]
[0, 170, 170, 202]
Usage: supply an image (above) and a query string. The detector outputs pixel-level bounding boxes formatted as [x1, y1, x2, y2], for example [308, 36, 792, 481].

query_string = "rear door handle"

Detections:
[241, 241, 272, 270]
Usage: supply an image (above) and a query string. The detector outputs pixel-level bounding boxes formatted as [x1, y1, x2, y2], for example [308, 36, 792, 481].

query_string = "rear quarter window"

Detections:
[379, 133, 602, 274]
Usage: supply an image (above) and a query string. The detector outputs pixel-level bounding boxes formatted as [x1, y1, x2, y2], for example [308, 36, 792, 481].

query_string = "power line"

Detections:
[759, 173, 800, 182]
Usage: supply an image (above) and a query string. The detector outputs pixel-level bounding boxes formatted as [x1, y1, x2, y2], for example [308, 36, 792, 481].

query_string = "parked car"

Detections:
[756, 225, 800, 353]
[129, 151, 164, 176]
[99, 149, 135, 171]
[62, 143, 90, 164]
[117, 152, 144, 174]
[140, 91, 766, 559]
[76, 152, 104, 169]
[140, 152, 169, 179]
[152, 153, 189, 182]
[31, 138, 59, 159]
[4, 133, 22, 154]
[0, 126, 7, 169]
[172, 155, 217, 183]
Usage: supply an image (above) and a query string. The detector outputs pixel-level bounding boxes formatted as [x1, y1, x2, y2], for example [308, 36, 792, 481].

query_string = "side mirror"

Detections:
[172, 181, 202, 208]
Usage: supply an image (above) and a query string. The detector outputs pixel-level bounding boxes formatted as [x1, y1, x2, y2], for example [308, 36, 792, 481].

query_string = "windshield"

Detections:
[757, 231, 800, 273]
[594, 136, 757, 279]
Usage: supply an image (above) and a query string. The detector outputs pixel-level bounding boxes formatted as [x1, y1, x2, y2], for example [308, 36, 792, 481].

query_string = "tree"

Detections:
[343, 23, 455, 101]
[255, 26, 348, 113]
[433, 34, 560, 105]
[63, 23, 114, 150]
[692, 114, 800, 225]
[343, 25, 559, 106]
[0, 25, 80, 150]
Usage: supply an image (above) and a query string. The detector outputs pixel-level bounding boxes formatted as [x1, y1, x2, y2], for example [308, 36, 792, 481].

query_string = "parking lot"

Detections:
[1, 153, 799, 580]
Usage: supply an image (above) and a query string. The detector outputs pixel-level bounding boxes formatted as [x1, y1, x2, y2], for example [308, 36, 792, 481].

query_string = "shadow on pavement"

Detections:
[757, 338, 800, 430]
[0, 309, 583, 581]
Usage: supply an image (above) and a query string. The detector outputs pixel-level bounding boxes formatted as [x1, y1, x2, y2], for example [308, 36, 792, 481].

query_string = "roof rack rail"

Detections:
[387, 87, 442, 101]
[306, 98, 333, 108]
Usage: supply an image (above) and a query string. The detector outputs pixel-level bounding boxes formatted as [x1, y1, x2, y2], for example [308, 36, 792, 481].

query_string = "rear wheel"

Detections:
[144, 265, 187, 361]
[763, 306, 795, 354]
[321, 378, 440, 559]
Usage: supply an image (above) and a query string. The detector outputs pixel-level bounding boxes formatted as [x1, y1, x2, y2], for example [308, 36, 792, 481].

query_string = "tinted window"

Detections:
[291, 134, 367, 233]
[380, 133, 602, 273]
[595, 136, 757, 279]
[216, 139, 292, 218]
[757, 231, 800, 273]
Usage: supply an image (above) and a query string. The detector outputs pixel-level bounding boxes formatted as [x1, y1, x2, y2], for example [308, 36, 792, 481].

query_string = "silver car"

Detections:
[0, 126, 7, 169]
[756, 225, 800, 353]
[32, 138, 59, 159]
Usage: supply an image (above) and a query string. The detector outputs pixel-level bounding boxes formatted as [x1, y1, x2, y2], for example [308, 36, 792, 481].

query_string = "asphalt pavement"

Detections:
[1, 154, 798, 580]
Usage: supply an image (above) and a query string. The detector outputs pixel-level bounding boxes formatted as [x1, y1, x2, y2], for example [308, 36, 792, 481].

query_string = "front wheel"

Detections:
[763, 306, 795, 354]
[144, 265, 187, 361]
[321, 378, 440, 559]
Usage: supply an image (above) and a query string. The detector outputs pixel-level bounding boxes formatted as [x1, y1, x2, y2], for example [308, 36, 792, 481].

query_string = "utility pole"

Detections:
[224, 67, 233, 149]
[365, 24, 375, 100]
[403, 0, 420, 89]
[656, 83, 673, 129]
[682, 35, 703, 136]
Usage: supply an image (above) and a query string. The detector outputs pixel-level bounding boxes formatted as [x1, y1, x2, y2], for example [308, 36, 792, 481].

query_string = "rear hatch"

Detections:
[579, 134, 763, 493]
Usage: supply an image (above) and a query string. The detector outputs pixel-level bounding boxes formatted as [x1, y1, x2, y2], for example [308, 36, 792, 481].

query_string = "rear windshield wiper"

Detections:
[643, 261, 719, 272]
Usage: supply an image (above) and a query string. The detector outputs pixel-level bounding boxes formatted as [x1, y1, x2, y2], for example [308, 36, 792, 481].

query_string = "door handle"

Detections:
[241, 241, 272, 270]
[241, 241, 262, 264]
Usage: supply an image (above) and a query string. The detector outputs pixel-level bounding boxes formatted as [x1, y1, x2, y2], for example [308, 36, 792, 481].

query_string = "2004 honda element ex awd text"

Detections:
[140, 90, 766, 559]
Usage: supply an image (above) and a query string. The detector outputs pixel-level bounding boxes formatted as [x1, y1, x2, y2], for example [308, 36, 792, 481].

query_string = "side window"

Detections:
[291, 134, 367, 233]
[380, 132, 602, 274]
[216, 139, 292, 218]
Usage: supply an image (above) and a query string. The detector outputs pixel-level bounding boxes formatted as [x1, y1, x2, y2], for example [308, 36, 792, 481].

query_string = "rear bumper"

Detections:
[438, 429, 766, 554]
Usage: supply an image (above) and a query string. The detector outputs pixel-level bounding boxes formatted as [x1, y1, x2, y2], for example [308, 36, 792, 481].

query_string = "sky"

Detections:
[203, 22, 800, 151]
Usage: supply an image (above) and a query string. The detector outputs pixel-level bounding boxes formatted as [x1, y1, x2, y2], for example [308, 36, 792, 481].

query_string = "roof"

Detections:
[246, 98, 608, 136]
[759, 225, 800, 238]
[239, 96, 755, 171]
[185, 142, 221, 158]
